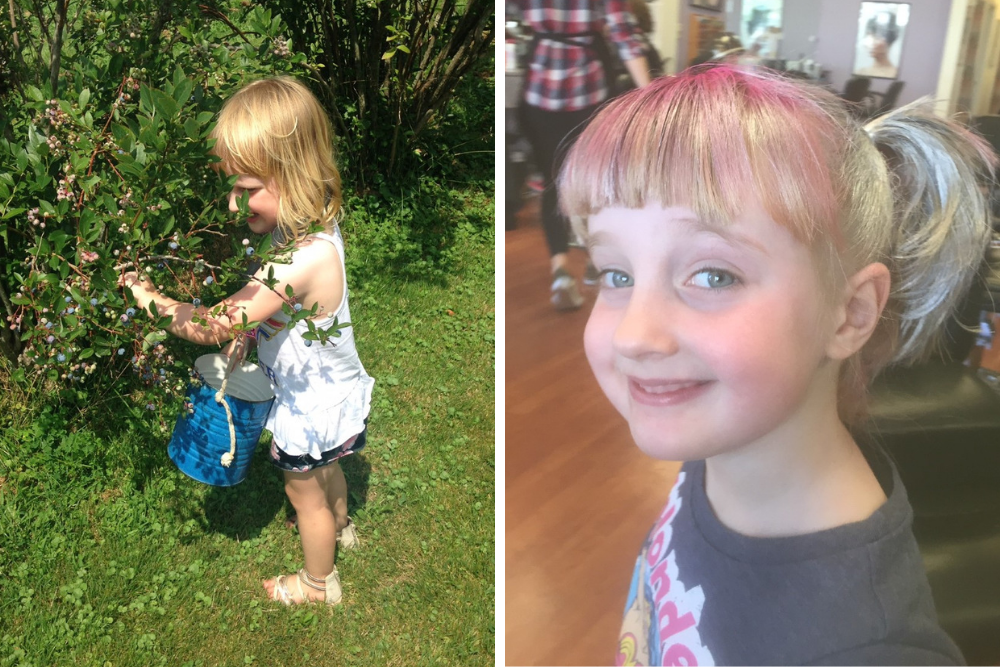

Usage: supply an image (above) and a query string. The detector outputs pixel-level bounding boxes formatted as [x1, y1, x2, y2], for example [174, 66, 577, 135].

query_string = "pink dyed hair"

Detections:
[559, 66, 862, 253]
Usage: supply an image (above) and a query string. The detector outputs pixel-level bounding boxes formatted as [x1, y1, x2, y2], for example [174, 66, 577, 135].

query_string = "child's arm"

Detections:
[121, 245, 332, 346]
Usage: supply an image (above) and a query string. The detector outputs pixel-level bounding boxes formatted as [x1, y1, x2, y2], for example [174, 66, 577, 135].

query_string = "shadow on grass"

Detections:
[199, 447, 373, 541]
[340, 452, 372, 517]
[201, 445, 286, 541]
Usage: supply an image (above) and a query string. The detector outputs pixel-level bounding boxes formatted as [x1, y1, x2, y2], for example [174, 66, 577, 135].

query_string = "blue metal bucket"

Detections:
[168, 353, 275, 487]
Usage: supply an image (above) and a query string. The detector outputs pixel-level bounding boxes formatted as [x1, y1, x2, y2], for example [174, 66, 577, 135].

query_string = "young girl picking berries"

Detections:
[122, 76, 374, 606]
[558, 66, 993, 664]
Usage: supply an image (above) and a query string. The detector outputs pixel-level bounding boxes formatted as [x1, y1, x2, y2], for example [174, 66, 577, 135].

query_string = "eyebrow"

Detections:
[586, 218, 769, 256]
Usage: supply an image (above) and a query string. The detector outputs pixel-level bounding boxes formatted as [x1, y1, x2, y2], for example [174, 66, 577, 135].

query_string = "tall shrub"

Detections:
[269, 0, 495, 189]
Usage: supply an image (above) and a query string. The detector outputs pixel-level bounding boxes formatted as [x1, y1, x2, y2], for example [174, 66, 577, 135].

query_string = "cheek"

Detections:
[711, 297, 828, 410]
[583, 305, 611, 374]
[584, 304, 627, 406]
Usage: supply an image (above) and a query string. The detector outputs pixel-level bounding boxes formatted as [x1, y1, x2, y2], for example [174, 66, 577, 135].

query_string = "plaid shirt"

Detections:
[520, 0, 646, 111]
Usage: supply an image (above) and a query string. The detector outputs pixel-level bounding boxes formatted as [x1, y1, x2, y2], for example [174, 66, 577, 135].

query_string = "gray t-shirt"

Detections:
[617, 455, 963, 666]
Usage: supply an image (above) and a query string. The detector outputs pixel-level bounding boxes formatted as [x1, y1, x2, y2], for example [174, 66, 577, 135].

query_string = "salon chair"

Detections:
[856, 265, 1000, 665]
[863, 80, 905, 119]
[840, 76, 872, 119]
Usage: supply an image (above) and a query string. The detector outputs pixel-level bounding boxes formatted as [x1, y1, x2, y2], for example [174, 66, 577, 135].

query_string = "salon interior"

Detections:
[506, 1, 1000, 664]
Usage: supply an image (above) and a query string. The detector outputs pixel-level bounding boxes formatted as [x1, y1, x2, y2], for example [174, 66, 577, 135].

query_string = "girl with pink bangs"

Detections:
[559, 65, 993, 664]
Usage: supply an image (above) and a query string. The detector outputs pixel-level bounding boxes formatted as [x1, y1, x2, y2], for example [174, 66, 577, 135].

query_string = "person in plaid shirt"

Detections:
[518, 0, 651, 310]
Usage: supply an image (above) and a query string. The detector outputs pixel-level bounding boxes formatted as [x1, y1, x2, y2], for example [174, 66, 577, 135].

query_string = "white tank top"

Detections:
[255, 228, 374, 457]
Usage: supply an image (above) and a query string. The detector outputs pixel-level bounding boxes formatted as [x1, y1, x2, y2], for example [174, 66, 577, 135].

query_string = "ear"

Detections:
[826, 262, 891, 361]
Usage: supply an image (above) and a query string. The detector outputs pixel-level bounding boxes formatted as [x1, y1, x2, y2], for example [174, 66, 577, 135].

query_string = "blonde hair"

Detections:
[560, 66, 994, 423]
[210, 77, 342, 246]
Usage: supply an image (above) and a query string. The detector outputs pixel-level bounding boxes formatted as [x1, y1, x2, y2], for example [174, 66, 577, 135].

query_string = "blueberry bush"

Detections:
[0, 0, 322, 418]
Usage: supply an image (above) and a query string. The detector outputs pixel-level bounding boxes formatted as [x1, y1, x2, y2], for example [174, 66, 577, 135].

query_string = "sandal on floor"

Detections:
[269, 567, 343, 606]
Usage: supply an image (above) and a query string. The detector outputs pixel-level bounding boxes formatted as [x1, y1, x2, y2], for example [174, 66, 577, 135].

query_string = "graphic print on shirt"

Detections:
[256, 316, 286, 342]
[618, 472, 715, 666]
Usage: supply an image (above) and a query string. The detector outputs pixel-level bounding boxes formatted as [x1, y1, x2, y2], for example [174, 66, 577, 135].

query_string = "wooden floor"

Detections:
[504, 203, 681, 666]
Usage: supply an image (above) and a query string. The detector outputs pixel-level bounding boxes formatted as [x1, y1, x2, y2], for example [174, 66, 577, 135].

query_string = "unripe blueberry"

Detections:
[120, 314, 129, 323]
[46, 335, 55, 343]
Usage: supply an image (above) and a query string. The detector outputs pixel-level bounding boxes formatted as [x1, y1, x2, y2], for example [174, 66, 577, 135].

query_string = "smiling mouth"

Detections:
[627, 378, 712, 405]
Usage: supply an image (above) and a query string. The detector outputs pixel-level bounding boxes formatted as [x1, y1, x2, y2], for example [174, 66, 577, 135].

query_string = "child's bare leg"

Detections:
[323, 461, 349, 533]
[263, 468, 336, 603]
[285, 461, 351, 535]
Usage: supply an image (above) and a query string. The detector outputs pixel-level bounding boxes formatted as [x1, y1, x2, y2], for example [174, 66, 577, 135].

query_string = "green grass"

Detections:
[0, 214, 495, 666]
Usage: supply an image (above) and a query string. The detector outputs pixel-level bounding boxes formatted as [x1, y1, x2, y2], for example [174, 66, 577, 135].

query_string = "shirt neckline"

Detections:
[687, 450, 910, 565]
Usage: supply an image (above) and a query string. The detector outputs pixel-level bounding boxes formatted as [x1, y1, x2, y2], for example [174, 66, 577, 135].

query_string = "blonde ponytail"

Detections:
[864, 100, 995, 365]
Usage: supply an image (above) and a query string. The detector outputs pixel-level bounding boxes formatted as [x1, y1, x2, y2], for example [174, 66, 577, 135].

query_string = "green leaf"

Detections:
[184, 119, 201, 140]
[26, 86, 43, 102]
[174, 78, 194, 107]
[382, 49, 396, 60]
[149, 301, 159, 318]
[397, 44, 411, 54]
[143, 330, 169, 351]
[79, 348, 94, 360]
[79, 88, 91, 108]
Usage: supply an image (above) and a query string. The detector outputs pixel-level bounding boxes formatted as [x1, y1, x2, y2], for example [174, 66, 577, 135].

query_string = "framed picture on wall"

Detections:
[690, 0, 723, 11]
[852, 2, 910, 79]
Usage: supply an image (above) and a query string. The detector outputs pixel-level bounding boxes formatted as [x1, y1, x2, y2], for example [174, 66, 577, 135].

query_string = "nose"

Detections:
[228, 189, 239, 214]
[612, 288, 681, 361]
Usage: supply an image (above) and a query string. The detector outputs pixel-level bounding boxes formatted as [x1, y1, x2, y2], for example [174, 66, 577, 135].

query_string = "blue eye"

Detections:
[690, 268, 739, 289]
[598, 269, 634, 289]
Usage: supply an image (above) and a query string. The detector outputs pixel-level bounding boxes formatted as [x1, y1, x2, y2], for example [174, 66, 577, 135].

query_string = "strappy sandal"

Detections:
[269, 567, 343, 606]
[284, 515, 360, 552]
[338, 518, 360, 550]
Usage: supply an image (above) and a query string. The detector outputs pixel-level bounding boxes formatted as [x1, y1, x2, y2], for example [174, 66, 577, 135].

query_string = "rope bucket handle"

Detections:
[216, 336, 246, 468]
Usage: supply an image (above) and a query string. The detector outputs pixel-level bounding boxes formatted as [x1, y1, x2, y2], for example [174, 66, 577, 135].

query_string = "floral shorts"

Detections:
[269, 428, 367, 473]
